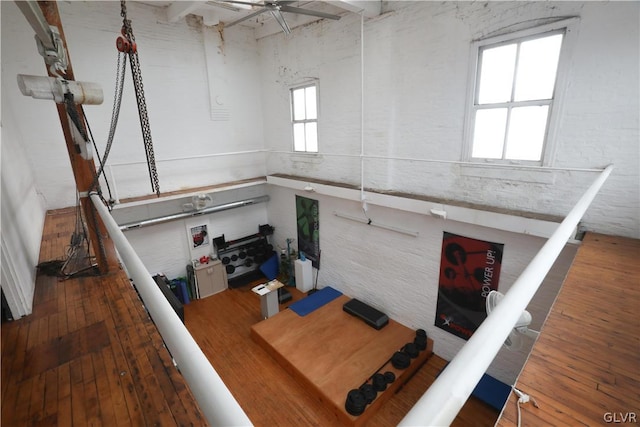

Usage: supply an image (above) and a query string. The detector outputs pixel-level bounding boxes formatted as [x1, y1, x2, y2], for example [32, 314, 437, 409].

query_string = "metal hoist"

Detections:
[115, 0, 160, 196]
[16, 0, 161, 197]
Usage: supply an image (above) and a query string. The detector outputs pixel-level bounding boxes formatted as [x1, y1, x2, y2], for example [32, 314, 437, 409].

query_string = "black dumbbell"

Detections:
[391, 351, 410, 369]
[383, 371, 396, 384]
[345, 389, 367, 416]
[414, 335, 427, 351]
[372, 373, 387, 392]
[403, 342, 419, 358]
[359, 383, 377, 404]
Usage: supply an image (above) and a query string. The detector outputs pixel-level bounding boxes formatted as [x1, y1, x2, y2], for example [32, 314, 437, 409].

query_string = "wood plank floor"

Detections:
[497, 233, 640, 426]
[1, 209, 207, 426]
[250, 293, 434, 426]
[2, 209, 498, 426]
[185, 285, 498, 426]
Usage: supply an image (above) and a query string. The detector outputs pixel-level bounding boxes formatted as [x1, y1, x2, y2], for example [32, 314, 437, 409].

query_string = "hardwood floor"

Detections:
[1, 210, 206, 426]
[497, 233, 640, 426]
[185, 285, 498, 426]
[2, 209, 499, 426]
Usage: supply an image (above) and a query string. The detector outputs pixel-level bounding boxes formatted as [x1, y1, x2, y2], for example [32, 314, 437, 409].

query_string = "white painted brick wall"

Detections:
[259, 1, 639, 238]
[123, 202, 268, 280]
[1, 84, 48, 317]
[2, 0, 636, 386]
[4, 1, 636, 233]
[267, 184, 577, 384]
[1, 1, 266, 207]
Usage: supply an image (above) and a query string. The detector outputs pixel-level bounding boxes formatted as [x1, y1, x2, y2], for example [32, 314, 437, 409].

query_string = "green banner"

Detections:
[296, 195, 320, 269]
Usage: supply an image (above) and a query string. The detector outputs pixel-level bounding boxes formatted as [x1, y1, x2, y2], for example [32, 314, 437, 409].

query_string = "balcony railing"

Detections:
[399, 164, 613, 426]
[91, 163, 612, 427]
[90, 193, 253, 426]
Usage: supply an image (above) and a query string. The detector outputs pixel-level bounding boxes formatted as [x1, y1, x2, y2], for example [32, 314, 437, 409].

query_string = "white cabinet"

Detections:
[294, 258, 313, 293]
[194, 259, 228, 299]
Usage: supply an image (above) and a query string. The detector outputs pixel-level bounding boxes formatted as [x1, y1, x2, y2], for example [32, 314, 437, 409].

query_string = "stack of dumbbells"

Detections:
[345, 329, 428, 416]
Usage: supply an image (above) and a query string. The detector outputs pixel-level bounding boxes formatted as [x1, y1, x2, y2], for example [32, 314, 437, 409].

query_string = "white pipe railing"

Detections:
[108, 149, 266, 167]
[105, 149, 266, 202]
[90, 193, 253, 427]
[399, 164, 614, 427]
[119, 195, 269, 231]
[266, 150, 605, 173]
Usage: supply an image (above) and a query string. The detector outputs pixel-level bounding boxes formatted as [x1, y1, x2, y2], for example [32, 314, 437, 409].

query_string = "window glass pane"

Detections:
[293, 123, 305, 151]
[477, 44, 517, 104]
[505, 105, 549, 160]
[472, 108, 507, 158]
[305, 86, 317, 120]
[514, 34, 563, 101]
[305, 122, 318, 152]
[292, 88, 306, 121]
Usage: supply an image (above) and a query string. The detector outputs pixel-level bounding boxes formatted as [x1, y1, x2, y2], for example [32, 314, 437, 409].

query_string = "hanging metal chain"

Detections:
[121, 0, 160, 196]
[90, 51, 127, 193]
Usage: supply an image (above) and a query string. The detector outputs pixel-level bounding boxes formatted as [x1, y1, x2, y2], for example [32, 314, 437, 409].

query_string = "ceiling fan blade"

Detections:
[225, 7, 268, 27]
[222, 0, 265, 7]
[279, 5, 341, 20]
[206, 1, 243, 12]
[270, 9, 291, 34]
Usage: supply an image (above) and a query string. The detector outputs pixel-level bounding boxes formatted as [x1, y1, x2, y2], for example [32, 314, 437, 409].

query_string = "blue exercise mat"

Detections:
[289, 286, 342, 316]
[472, 373, 511, 411]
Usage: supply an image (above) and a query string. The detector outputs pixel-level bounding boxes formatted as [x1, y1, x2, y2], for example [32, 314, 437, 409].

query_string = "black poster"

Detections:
[435, 232, 504, 340]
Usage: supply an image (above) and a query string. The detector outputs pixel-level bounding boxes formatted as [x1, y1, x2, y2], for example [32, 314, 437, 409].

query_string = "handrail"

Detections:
[90, 193, 253, 426]
[399, 164, 614, 427]
[266, 150, 605, 173]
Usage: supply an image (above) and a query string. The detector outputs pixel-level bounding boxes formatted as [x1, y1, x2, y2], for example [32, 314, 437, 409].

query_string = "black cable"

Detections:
[83, 107, 114, 202]
[62, 85, 116, 209]
[83, 195, 108, 271]
[63, 92, 89, 142]
[76, 191, 92, 257]
[312, 249, 321, 291]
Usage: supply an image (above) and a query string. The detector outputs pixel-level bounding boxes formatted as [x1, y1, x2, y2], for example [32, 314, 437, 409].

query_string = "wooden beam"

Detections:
[37, 1, 117, 274]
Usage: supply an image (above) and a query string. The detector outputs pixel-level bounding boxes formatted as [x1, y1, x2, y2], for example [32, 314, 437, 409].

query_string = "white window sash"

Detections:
[462, 17, 579, 166]
[290, 82, 319, 153]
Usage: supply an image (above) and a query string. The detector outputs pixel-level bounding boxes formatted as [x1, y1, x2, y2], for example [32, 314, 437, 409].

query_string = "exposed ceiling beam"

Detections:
[330, 0, 381, 18]
[166, 1, 201, 23]
[254, 12, 322, 39]
[14, 1, 56, 49]
[201, 10, 220, 27]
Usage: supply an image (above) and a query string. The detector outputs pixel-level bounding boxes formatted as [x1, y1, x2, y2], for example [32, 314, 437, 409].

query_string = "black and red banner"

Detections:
[435, 232, 504, 340]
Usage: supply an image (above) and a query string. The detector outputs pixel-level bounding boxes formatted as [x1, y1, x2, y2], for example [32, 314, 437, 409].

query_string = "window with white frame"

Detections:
[467, 22, 572, 164]
[291, 83, 318, 153]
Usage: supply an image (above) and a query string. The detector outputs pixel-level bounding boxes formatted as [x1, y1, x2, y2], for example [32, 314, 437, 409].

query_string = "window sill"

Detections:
[459, 163, 556, 184]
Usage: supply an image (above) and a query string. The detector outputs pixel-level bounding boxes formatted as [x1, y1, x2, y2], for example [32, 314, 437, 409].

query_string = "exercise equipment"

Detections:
[342, 298, 389, 330]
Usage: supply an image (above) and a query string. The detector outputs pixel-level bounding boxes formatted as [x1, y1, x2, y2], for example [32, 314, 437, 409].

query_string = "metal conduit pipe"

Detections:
[90, 193, 253, 426]
[399, 164, 613, 427]
[119, 195, 270, 231]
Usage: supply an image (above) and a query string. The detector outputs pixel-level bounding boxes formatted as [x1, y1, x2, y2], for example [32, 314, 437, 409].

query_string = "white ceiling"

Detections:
[139, 1, 381, 38]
